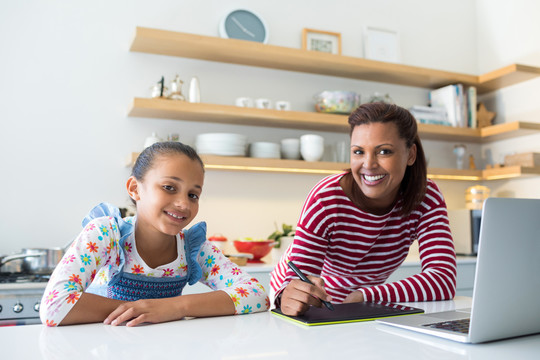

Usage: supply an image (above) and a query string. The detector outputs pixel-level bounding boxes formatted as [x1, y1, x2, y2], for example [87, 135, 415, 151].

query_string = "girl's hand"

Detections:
[280, 276, 332, 316]
[343, 290, 365, 303]
[104, 297, 180, 327]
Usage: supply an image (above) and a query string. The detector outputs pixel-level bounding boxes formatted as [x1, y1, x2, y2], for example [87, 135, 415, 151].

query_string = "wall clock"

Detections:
[219, 9, 269, 44]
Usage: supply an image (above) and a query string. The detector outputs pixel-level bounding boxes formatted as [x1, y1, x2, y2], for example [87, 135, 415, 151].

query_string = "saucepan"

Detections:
[0, 239, 73, 274]
[0, 252, 45, 273]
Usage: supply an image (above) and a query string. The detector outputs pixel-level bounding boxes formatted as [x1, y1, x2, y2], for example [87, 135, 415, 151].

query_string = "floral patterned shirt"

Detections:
[40, 215, 269, 326]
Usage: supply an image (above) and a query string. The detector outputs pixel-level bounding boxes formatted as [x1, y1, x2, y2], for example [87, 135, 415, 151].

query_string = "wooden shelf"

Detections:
[128, 98, 348, 132]
[126, 153, 349, 175]
[482, 165, 540, 180]
[127, 26, 540, 182]
[129, 98, 540, 143]
[479, 121, 540, 142]
[126, 152, 540, 180]
[130, 27, 540, 94]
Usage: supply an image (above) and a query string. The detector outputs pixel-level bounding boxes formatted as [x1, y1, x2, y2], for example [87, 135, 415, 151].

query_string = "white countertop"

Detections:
[2, 296, 539, 359]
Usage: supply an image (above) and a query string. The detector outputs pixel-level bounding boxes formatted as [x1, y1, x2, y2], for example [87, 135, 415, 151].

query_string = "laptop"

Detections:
[376, 197, 540, 343]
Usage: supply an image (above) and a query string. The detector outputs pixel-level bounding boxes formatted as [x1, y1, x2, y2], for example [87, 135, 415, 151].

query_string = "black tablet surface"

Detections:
[271, 301, 424, 326]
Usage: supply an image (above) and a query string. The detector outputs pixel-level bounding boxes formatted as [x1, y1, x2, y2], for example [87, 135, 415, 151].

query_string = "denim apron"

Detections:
[82, 203, 207, 301]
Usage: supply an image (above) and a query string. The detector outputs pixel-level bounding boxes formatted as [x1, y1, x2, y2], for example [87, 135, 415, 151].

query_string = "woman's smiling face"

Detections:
[350, 121, 417, 213]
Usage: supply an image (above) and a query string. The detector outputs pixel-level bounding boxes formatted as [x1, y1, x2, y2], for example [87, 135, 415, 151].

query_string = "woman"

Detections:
[270, 102, 456, 316]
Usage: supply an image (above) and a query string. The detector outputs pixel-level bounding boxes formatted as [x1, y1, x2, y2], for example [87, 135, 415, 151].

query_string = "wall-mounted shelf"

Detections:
[129, 27, 540, 94]
[128, 26, 540, 183]
[129, 98, 540, 143]
[128, 98, 347, 133]
[126, 152, 540, 180]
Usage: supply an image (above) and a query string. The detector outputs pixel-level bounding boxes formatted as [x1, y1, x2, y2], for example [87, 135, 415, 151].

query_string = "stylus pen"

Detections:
[287, 260, 334, 311]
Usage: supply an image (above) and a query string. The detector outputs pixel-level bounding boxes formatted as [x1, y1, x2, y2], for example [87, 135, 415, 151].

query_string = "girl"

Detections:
[271, 103, 457, 316]
[40, 142, 269, 326]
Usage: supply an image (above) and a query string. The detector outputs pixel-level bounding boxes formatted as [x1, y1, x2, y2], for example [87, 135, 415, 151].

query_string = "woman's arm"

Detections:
[270, 186, 333, 314]
[345, 186, 457, 303]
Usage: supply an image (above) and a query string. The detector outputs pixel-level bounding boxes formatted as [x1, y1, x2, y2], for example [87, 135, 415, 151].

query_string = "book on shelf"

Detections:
[467, 86, 477, 128]
[428, 84, 477, 128]
[409, 105, 452, 126]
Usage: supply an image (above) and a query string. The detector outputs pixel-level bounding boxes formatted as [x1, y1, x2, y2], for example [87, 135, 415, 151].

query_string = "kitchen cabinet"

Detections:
[182, 263, 272, 296]
[182, 258, 476, 297]
[386, 257, 477, 297]
[128, 27, 540, 180]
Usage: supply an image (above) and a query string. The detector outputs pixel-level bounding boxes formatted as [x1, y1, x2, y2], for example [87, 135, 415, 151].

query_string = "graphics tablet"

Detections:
[271, 301, 424, 326]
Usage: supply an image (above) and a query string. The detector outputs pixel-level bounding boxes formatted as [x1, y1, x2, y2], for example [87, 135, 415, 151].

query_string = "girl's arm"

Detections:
[196, 241, 269, 314]
[103, 241, 268, 327]
[59, 292, 125, 325]
[103, 290, 235, 326]
[40, 217, 122, 326]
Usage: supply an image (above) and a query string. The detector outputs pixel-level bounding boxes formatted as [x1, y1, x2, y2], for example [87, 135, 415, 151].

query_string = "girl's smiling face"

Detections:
[127, 153, 204, 239]
[350, 121, 416, 213]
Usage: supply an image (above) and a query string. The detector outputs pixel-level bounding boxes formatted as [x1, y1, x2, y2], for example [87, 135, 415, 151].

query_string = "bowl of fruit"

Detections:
[233, 238, 276, 263]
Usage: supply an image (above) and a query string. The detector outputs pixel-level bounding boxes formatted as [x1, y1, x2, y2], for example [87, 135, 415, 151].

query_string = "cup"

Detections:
[280, 138, 301, 160]
[255, 98, 272, 109]
[300, 134, 324, 162]
[235, 97, 253, 107]
[275, 101, 291, 111]
[336, 141, 349, 163]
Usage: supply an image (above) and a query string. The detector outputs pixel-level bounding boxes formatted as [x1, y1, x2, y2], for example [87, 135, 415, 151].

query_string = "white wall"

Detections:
[0, 0, 483, 254]
[475, 0, 540, 199]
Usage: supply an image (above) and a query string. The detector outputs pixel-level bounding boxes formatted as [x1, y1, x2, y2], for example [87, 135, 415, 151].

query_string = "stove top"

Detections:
[0, 272, 51, 284]
[0, 272, 50, 323]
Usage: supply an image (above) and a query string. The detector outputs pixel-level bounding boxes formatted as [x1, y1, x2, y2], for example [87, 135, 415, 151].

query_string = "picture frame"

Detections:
[363, 26, 401, 63]
[302, 28, 342, 55]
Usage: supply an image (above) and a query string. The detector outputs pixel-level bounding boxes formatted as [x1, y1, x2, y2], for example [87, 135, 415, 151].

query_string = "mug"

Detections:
[255, 98, 272, 109]
[235, 97, 254, 107]
[300, 134, 324, 162]
[275, 101, 291, 111]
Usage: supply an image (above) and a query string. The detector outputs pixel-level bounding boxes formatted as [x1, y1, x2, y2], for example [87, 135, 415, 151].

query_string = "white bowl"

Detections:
[301, 147, 324, 162]
[300, 135, 324, 161]
[300, 134, 324, 145]
[249, 142, 280, 158]
[281, 138, 300, 159]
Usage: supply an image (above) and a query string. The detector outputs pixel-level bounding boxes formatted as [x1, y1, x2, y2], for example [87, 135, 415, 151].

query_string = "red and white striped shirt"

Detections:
[270, 173, 457, 305]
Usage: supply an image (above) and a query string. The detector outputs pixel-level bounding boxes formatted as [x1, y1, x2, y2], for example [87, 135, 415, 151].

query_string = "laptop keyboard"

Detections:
[423, 318, 470, 334]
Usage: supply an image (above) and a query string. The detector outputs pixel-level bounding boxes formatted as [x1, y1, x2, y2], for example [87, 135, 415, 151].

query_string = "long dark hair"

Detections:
[348, 102, 427, 215]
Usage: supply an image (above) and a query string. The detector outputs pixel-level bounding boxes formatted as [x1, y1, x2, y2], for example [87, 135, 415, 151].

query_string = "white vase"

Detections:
[188, 77, 200, 103]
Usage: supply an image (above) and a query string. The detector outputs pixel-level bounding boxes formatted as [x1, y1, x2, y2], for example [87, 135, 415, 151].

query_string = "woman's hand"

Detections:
[343, 290, 365, 303]
[280, 276, 332, 316]
[104, 297, 180, 327]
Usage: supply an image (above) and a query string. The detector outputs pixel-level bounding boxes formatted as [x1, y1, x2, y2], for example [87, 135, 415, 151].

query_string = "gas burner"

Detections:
[0, 272, 51, 284]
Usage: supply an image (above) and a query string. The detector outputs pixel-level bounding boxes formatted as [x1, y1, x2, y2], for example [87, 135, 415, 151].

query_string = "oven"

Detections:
[0, 273, 49, 326]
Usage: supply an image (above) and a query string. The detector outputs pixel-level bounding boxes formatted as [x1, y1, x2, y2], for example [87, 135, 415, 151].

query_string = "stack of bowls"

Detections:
[195, 133, 247, 156]
[300, 134, 324, 162]
[281, 138, 301, 160]
[249, 142, 280, 159]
